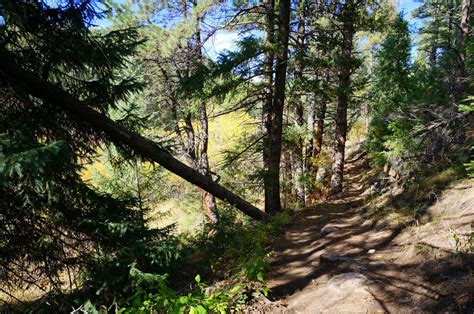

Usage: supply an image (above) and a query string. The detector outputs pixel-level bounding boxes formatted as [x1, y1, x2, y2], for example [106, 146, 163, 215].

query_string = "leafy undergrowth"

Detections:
[78, 212, 292, 313]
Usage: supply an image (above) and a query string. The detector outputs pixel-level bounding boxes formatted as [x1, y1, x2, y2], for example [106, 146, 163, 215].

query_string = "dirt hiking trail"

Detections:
[255, 153, 474, 313]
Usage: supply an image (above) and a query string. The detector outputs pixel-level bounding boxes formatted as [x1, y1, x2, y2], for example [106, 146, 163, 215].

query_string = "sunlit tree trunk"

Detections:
[199, 103, 219, 225]
[330, 1, 356, 195]
[292, 1, 306, 207]
[265, 0, 291, 214]
[304, 99, 315, 204]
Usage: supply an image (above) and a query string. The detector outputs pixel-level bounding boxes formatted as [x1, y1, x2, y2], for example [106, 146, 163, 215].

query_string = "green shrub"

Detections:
[81, 211, 291, 313]
[117, 266, 241, 313]
[86, 253, 271, 313]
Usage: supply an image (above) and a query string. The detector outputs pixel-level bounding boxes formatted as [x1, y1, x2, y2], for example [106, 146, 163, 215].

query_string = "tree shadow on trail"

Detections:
[268, 218, 402, 297]
[268, 206, 473, 312]
[366, 252, 474, 312]
[266, 156, 474, 312]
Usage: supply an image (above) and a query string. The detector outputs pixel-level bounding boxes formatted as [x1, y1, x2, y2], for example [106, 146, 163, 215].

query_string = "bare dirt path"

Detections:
[260, 155, 474, 313]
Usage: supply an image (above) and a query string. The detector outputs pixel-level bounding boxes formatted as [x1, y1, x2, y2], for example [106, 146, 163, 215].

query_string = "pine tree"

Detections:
[366, 15, 413, 165]
[0, 0, 177, 306]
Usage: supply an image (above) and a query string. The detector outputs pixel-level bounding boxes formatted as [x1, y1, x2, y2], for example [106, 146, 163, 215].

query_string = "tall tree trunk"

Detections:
[330, 1, 356, 195]
[192, 4, 219, 225]
[429, 3, 441, 67]
[160, 51, 217, 223]
[312, 70, 329, 172]
[282, 148, 293, 209]
[456, 0, 471, 98]
[283, 106, 293, 208]
[307, 94, 326, 205]
[183, 113, 198, 167]
[313, 102, 326, 160]
[0, 48, 270, 220]
[199, 103, 219, 224]
[264, 0, 291, 214]
[292, 2, 306, 207]
[304, 98, 315, 203]
[447, 0, 456, 102]
[262, 0, 275, 212]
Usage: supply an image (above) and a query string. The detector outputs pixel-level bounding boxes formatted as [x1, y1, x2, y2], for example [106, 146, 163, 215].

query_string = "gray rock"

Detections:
[368, 261, 386, 267]
[321, 226, 340, 235]
[368, 184, 381, 195]
[320, 253, 350, 264]
[350, 264, 367, 272]
[328, 272, 372, 291]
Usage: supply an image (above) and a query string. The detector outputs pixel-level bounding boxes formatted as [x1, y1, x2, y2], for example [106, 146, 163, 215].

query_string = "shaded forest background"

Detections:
[0, 0, 472, 312]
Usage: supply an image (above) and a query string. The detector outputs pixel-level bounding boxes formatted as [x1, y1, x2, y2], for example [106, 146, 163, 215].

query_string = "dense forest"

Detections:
[0, 0, 472, 312]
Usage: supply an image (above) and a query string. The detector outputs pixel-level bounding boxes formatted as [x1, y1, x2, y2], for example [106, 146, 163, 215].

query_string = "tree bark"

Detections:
[161, 53, 218, 224]
[313, 102, 326, 160]
[306, 95, 327, 205]
[193, 13, 219, 225]
[282, 106, 293, 208]
[456, 0, 471, 98]
[0, 47, 270, 221]
[183, 113, 198, 167]
[198, 103, 219, 224]
[291, 2, 306, 206]
[312, 71, 329, 174]
[304, 98, 315, 203]
[330, 1, 356, 195]
[262, 0, 275, 213]
[264, 0, 291, 214]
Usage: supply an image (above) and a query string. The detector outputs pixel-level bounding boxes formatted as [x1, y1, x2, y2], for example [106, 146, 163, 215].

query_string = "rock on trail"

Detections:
[284, 272, 385, 313]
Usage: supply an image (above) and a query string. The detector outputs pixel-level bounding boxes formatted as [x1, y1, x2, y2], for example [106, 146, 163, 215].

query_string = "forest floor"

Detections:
[250, 153, 474, 313]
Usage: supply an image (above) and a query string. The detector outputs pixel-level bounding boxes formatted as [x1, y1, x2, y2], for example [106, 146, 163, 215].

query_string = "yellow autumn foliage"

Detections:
[79, 110, 256, 231]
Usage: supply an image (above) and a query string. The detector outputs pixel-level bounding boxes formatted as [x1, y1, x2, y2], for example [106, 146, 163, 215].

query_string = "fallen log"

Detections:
[0, 47, 269, 221]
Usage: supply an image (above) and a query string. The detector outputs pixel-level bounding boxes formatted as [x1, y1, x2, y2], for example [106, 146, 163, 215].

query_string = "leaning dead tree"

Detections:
[0, 47, 269, 221]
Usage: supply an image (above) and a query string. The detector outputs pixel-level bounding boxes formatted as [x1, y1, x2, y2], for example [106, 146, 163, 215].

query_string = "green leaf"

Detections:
[229, 285, 241, 294]
[195, 305, 207, 314]
[179, 296, 189, 304]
